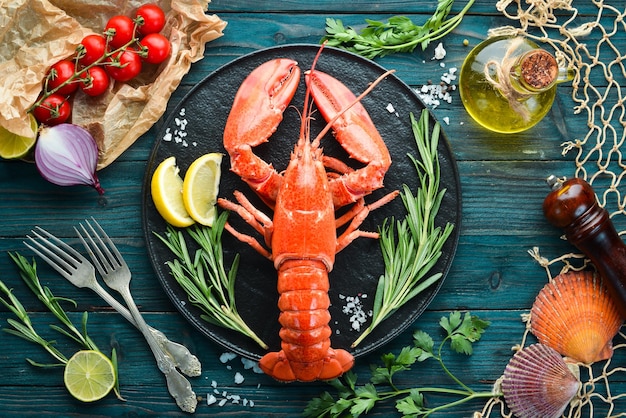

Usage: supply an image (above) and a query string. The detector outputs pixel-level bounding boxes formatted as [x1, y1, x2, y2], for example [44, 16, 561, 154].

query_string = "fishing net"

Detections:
[475, 0, 626, 416]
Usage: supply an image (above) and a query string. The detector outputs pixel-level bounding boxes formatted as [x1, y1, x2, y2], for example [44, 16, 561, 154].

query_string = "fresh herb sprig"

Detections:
[353, 110, 455, 348]
[155, 212, 268, 349]
[305, 311, 496, 417]
[0, 253, 121, 397]
[322, 0, 474, 59]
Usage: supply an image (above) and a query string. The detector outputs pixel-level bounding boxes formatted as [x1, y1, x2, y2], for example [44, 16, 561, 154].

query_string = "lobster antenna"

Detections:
[311, 68, 396, 148]
[300, 41, 328, 141]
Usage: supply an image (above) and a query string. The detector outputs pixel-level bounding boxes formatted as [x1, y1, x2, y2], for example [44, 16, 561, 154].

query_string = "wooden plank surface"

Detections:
[1, 0, 625, 416]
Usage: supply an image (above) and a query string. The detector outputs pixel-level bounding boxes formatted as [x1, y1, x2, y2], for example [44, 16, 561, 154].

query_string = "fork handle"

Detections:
[89, 282, 201, 376]
[118, 288, 198, 413]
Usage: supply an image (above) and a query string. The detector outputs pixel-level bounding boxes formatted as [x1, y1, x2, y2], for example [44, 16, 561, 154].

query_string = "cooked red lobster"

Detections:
[218, 46, 396, 382]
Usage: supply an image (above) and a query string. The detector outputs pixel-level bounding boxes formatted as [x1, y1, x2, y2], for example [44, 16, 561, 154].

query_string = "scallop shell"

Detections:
[502, 343, 580, 418]
[530, 270, 623, 364]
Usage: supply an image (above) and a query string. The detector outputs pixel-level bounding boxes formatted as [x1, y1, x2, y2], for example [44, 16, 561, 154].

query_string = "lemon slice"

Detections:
[63, 350, 116, 403]
[183, 153, 223, 226]
[0, 114, 38, 159]
[151, 156, 195, 227]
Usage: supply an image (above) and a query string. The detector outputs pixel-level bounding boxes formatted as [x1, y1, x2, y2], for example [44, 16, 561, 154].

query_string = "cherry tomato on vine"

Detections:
[135, 4, 166, 36]
[32, 94, 71, 125]
[139, 33, 171, 64]
[77, 34, 107, 66]
[104, 15, 136, 49]
[46, 60, 78, 96]
[106, 49, 142, 82]
[79, 66, 110, 96]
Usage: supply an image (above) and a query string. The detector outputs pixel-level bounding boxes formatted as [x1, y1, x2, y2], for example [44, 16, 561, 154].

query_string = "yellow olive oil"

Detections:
[459, 36, 558, 134]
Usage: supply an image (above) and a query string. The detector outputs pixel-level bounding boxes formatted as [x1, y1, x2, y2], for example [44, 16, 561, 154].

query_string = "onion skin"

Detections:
[34, 123, 104, 194]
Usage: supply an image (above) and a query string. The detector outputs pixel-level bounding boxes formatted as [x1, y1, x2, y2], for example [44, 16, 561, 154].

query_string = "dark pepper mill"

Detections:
[543, 175, 626, 318]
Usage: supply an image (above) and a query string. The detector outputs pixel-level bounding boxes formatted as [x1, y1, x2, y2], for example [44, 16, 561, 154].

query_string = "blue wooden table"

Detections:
[2, 1, 625, 416]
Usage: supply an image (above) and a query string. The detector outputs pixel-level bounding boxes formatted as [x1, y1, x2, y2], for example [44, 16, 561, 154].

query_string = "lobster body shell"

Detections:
[260, 136, 352, 382]
[218, 46, 395, 381]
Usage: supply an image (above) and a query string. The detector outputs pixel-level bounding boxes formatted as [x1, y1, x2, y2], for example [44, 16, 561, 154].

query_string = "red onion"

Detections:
[35, 123, 104, 194]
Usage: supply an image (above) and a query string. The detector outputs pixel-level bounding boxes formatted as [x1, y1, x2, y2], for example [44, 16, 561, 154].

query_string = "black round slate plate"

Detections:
[142, 44, 462, 361]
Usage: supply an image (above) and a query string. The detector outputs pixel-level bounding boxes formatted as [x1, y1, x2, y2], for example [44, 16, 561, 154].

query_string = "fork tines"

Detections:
[24, 227, 85, 277]
[75, 218, 126, 276]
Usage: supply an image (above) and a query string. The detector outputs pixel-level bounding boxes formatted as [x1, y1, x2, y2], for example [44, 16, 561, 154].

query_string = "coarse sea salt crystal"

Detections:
[220, 352, 237, 363]
[234, 372, 244, 384]
[241, 357, 264, 374]
[433, 42, 446, 60]
[207, 394, 217, 405]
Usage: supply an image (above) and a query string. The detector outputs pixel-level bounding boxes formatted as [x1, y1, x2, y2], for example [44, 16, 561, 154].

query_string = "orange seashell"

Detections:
[530, 270, 623, 364]
[502, 343, 580, 418]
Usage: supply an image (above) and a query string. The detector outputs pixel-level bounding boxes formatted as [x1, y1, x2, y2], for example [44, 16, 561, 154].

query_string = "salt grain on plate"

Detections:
[162, 107, 195, 147]
[207, 394, 217, 405]
[339, 293, 371, 332]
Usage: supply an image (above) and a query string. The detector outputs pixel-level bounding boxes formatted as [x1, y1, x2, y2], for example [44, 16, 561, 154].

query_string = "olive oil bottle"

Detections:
[459, 36, 572, 133]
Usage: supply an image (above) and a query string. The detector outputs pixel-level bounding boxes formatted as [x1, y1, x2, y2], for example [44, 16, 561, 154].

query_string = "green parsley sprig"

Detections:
[305, 311, 496, 417]
[155, 212, 268, 349]
[322, 0, 475, 59]
[353, 110, 455, 348]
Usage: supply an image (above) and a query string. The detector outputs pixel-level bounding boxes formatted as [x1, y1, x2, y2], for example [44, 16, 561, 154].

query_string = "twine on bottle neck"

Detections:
[483, 37, 532, 122]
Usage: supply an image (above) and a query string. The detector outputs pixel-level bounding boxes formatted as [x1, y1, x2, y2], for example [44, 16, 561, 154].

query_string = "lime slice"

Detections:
[0, 114, 38, 159]
[151, 156, 195, 228]
[63, 350, 116, 403]
[183, 153, 222, 226]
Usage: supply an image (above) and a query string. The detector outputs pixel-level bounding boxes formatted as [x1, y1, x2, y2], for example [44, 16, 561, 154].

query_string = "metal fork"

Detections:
[25, 227, 201, 378]
[75, 219, 198, 413]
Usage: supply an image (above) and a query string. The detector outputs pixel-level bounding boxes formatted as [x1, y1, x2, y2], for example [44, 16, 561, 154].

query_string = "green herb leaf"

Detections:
[441, 311, 490, 355]
[353, 110, 455, 348]
[396, 388, 425, 415]
[321, 0, 475, 59]
[155, 212, 267, 349]
[305, 312, 498, 417]
[1, 253, 115, 371]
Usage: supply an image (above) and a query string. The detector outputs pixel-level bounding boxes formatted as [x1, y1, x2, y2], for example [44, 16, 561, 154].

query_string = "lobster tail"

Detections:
[259, 260, 354, 382]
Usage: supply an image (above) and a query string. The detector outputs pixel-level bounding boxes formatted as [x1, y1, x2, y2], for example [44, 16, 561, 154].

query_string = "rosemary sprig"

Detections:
[1, 253, 122, 398]
[322, 0, 475, 59]
[9, 252, 100, 353]
[155, 212, 268, 349]
[305, 312, 495, 417]
[353, 110, 454, 348]
[1, 253, 113, 363]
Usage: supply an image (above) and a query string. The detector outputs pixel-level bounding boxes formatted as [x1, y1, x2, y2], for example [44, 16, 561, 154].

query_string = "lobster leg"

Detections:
[306, 69, 393, 208]
[217, 193, 273, 259]
[336, 191, 399, 253]
[223, 58, 301, 207]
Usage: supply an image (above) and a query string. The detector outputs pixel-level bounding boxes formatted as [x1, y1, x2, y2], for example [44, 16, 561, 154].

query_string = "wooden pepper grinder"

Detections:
[543, 175, 626, 318]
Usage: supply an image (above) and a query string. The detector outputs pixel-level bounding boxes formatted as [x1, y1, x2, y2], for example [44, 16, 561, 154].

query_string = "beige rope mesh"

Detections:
[474, 1, 626, 416]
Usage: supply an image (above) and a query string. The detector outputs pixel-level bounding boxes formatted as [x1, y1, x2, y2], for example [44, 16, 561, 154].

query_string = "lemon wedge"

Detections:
[183, 153, 223, 226]
[151, 156, 195, 227]
[63, 350, 116, 403]
[0, 114, 38, 159]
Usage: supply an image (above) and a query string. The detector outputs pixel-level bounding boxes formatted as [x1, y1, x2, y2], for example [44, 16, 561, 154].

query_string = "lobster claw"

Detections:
[223, 59, 301, 204]
[306, 70, 392, 207]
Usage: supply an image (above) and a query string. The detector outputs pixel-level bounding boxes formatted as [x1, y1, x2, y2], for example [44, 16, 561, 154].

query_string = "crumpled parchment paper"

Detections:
[0, 0, 226, 169]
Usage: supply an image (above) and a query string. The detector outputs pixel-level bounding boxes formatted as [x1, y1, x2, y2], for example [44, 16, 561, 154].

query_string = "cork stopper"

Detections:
[519, 50, 558, 90]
